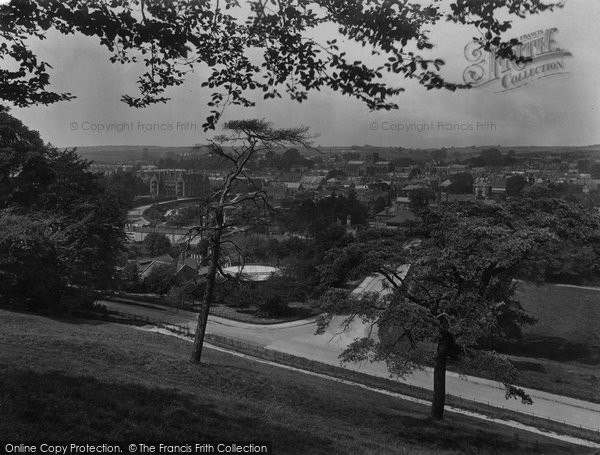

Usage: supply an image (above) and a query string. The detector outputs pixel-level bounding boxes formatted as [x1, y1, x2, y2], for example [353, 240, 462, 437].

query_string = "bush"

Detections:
[126, 242, 145, 259]
[0, 212, 62, 311]
[219, 280, 292, 317]
[255, 293, 290, 317]
[219, 283, 257, 309]
[261, 275, 308, 302]
[231, 285, 259, 309]
[165, 280, 202, 308]
[142, 264, 175, 295]
[143, 232, 171, 256]
[120, 262, 142, 292]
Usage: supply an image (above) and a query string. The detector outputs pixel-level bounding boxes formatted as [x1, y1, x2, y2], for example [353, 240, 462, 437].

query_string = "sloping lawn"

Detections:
[484, 282, 600, 403]
[517, 282, 600, 351]
[0, 310, 584, 454]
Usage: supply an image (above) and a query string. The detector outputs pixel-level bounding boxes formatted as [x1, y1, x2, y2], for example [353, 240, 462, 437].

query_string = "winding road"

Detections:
[101, 299, 600, 434]
[119, 202, 600, 437]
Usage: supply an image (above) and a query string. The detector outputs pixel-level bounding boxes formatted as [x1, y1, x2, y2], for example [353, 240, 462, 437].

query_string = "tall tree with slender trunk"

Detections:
[189, 119, 311, 363]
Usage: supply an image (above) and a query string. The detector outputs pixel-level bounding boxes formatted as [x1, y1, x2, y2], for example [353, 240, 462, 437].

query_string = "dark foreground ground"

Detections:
[0, 310, 591, 455]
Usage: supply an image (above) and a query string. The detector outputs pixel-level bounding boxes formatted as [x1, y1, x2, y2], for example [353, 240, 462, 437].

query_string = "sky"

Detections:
[7, 0, 600, 149]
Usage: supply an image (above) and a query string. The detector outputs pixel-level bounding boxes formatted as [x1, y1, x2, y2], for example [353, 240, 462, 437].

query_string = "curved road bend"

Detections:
[101, 300, 600, 432]
[127, 197, 202, 222]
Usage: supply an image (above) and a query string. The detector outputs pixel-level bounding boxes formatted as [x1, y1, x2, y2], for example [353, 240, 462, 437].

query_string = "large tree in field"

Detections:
[187, 119, 311, 362]
[317, 199, 600, 420]
[0, 1, 561, 128]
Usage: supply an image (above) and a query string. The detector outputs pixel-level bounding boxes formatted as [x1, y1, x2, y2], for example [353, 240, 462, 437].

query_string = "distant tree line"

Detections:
[102, 172, 148, 207]
[257, 148, 313, 171]
[282, 191, 369, 234]
[156, 147, 315, 173]
[467, 148, 518, 167]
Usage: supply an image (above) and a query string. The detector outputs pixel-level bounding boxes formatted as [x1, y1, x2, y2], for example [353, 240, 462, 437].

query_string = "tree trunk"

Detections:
[431, 330, 451, 420]
[190, 211, 222, 363]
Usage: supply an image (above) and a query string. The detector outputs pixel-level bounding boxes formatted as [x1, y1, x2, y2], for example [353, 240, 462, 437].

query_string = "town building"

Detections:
[137, 169, 211, 198]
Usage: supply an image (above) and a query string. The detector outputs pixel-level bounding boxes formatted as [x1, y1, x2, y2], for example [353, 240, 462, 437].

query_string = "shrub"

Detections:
[0, 212, 62, 311]
[143, 232, 171, 256]
[166, 280, 202, 308]
[221, 284, 258, 309]
[120, 262, 142, 292]
[255, 293, 290, 317]
[142, 264, 175, 295]
[260, 275, 308, 302]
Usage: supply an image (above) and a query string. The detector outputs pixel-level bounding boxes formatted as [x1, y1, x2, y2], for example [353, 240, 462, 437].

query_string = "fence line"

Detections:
[448, 392, 599, 433]
[108, 309, 600, 435]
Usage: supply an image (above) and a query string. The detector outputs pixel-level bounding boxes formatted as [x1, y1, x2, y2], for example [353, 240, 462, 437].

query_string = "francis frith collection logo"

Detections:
[463, 27, 571, 92]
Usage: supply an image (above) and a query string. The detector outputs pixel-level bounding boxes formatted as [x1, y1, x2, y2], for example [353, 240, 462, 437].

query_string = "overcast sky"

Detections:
[8, 0, 600, 149]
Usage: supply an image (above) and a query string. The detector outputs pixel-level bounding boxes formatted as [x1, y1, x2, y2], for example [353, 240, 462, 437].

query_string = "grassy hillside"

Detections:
[488, 282, 600, 403]
[0, 310, 585, 454]
[517, 283, 600, 351]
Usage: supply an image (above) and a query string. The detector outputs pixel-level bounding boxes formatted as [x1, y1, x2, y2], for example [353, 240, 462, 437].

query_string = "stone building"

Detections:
[137, 169, 210, 198]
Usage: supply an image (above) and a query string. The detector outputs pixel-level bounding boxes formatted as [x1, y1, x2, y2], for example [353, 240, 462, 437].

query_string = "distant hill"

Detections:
[73, 145, 203, 163]
[72, 144, 600, 163]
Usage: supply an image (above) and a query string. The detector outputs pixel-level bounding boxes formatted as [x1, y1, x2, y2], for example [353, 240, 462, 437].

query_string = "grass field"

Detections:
[486, 283, 600, 403]
[0, 309, 589, 454]
[517, 283, 600, 354]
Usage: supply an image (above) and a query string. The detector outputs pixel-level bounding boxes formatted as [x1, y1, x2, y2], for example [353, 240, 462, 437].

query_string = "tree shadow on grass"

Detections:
[493, 335, 600, 365]
[511, 359, 547, 373]
[373, 412, 565, 455]
[0, 367, 576, 454]
[0, 369, 334, 454]
[0, 307, 113, 326]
